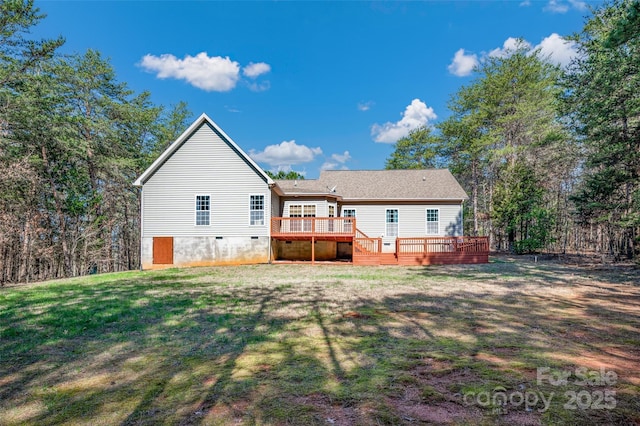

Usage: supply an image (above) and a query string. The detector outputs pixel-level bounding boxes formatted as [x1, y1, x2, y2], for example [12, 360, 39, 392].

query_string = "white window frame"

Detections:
[249, 194, 265, 226]
[287, 203, 317, 217]
[426, 208, 440, 235]
[288, 203, 316, 232]
[195, 194, 211, 226]
[342, 208, 356, 218]
[386, 209, 399, 237]
[342, 208, 356, 233]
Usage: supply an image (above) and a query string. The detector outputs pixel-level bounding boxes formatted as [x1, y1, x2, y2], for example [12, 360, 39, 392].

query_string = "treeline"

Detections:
[1, 1, 638, 284]
[0, 1, 191, 284]
[386, 0, 640, 260]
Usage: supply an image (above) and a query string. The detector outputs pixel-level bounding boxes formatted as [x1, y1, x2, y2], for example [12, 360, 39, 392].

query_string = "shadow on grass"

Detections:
[0, 264, 638, 425]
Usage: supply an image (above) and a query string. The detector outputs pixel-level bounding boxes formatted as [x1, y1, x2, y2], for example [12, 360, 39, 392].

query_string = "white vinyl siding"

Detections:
[142, 123, 270, 237]
[250, 195, 265, 226]
[426, 208, 439, 235]
[339, 203, 463, 238]
[271, 190, 281, 218]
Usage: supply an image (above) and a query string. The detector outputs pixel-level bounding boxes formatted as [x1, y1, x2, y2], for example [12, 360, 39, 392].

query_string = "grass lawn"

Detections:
[1, 258, 639, 425]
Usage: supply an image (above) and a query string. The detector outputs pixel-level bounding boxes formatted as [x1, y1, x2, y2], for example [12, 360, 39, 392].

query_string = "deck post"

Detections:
[311, 236, 315, 265]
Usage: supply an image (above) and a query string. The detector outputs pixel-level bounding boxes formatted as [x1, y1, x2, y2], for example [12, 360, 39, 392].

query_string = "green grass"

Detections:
[1, 259, 639, 425]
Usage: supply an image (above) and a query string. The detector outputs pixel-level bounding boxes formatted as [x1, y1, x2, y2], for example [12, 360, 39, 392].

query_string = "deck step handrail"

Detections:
[354, 236, 382, 254]
[355, 228, 372, 239]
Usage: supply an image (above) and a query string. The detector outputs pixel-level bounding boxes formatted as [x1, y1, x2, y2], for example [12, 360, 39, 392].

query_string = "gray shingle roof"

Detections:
[274, 178, 326, 194]
[276, 169, 467, 200]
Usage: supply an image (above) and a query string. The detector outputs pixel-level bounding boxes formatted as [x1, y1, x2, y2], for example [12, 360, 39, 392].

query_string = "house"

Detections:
[134, 113, 488, 269]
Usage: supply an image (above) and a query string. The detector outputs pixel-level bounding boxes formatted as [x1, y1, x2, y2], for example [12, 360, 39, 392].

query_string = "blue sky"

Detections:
[34, 0, 599, 178]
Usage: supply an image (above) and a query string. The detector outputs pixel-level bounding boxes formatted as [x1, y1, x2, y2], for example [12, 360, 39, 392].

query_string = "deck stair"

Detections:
[353, 228, 397, 265]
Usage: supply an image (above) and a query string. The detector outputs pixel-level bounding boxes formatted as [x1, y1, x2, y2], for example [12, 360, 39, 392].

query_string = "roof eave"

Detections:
[340, 197, 468, 202]
[279, 192, 343, 199]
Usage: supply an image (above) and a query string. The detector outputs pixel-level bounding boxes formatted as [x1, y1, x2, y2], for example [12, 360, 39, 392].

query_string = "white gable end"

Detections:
[141, 121, 271, 237]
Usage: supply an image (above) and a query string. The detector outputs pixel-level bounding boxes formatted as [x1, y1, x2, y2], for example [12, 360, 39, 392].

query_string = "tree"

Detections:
[385, 126, 442, 170]
[266, 170, 305, 180]
[493, 162, 555, 253]
[0, 0, 64, 283]
[605, 0, 640, 47]
[0, 0, 64, 88]
[438, 42, 573, 250]
[565, 0, 640, 259]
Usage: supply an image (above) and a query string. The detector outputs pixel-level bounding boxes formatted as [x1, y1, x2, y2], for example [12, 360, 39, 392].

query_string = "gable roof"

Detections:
[133, 113, 274, 187]
[276, 169, 467, 201]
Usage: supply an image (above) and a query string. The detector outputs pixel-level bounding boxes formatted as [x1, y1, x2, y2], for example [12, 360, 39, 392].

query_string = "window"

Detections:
[328, 205, 335, 231]
[289, 205, 302, 217]
[303, 205, 316, 232]
[342, 209, 356, 217]
[195, 195, 210, 226]
[303, 205, 316, 217]
[289, 204, 315, 232]
[426, 209, 439, 235]
[250, 195, 265, 226]
[386, 209, 398, 237]
[342, 208, 356, 232]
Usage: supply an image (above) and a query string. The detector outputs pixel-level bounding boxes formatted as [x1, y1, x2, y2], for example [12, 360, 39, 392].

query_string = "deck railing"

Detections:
[271, 217, 356, 237]
[353, 228, 382, 255]
[397, 236, 489, 254]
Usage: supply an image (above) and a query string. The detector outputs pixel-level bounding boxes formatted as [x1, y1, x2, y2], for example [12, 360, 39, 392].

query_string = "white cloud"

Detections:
[249, 140, 322, 167]
[331, 151, 351, 163]
[371, 99, 437, 143]
[488, 37, 532, 58]
[457, 34, 578, 69]
[321, 162, 350, 171]
[358, 101, 374, 111]
[139, 52, 240, 92]
[321, 151, 352, 170]
[534, 33, 578, 67]
[568, 0, 588, 10]
[139, 52, 272, 92]
[247, 81, 271, 92]
[544, 0, 569, 13]
[447, 49, 479, 77]
[243, 62, 271, 78]
[520, 0, 531, 6]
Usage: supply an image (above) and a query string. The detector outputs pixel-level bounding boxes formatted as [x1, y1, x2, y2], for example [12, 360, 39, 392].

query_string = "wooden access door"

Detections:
[153, 237, 174, 264]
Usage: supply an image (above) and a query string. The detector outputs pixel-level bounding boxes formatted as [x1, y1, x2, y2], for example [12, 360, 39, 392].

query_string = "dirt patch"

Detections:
[290, 393, 359, 426]
[391, 398, 484, 424]
[343, 311, 370, 319]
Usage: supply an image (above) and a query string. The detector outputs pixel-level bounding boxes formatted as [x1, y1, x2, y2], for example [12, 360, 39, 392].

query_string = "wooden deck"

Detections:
[271, 217, 355, 241]
[395, 236, 489, 265]
[271, 217, 489, 265]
